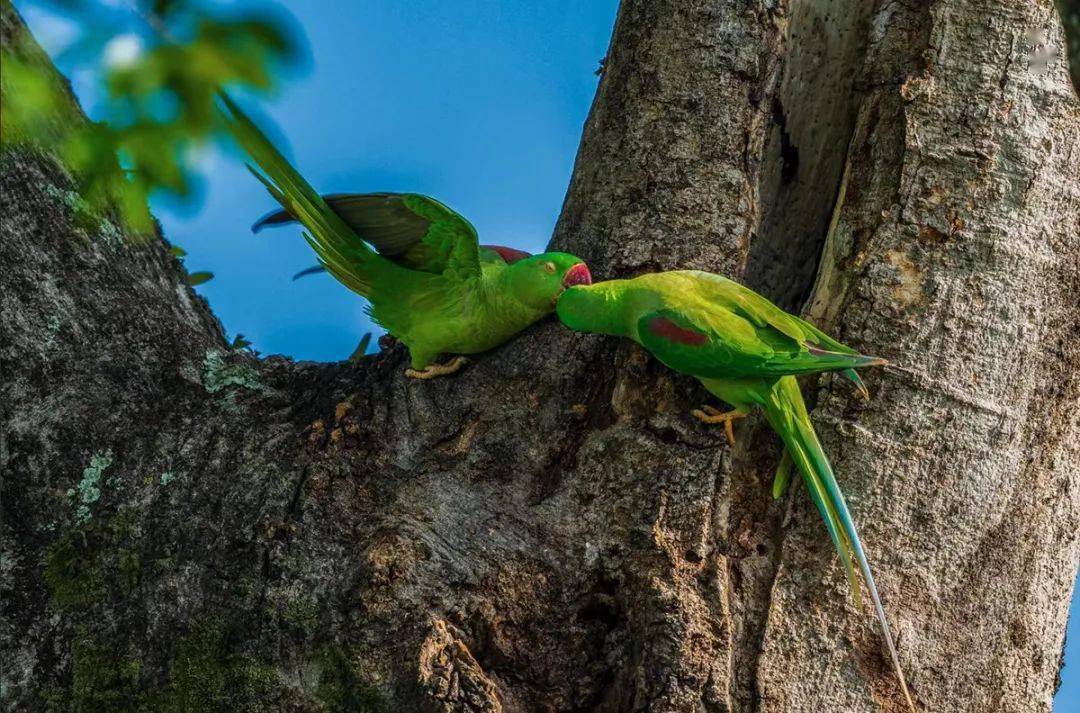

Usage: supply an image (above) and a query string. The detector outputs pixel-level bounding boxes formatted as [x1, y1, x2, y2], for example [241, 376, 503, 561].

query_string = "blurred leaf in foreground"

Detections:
[1, 0, 305, 236]
[184, 270, 213, 286]
[349, 333, 373, 363]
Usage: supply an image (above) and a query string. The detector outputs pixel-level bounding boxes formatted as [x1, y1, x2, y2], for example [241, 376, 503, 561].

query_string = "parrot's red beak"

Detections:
[562, 263, 592, 288]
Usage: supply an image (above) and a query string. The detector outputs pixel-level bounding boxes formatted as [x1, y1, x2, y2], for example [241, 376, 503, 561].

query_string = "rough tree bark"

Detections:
[2, 1, 1078, 711]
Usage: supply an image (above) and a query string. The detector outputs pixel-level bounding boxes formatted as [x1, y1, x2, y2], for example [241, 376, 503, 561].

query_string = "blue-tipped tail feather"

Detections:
[764, 377, 915, 711]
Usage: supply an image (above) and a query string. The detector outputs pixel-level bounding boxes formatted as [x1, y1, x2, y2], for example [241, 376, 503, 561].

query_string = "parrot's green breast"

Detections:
[370, 259, 548, 368]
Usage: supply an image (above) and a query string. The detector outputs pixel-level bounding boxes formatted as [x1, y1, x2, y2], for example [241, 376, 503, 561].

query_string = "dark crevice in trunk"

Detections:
[726, 5, 882, 707]
[745, 0, 874, 313]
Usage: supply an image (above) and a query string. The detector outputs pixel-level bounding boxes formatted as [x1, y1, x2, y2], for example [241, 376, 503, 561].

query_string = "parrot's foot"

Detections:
[692, 405, 746, 446]
[405, 356, 469, 380]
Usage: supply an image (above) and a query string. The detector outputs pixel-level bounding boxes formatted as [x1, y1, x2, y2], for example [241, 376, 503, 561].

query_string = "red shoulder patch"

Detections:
[647, 316, 708, 346]
[483, 244, 531, 264]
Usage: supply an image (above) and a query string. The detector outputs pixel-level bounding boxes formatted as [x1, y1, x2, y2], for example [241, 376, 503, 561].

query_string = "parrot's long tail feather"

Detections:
[218, 93, 376, 297]
[764, 377, 915, 712]
[771, 450, 794, 499]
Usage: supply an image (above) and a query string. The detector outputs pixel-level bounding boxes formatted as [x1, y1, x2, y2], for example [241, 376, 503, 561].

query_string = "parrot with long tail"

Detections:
[219, 95, 591, 378]
[556, 270, 915, 711]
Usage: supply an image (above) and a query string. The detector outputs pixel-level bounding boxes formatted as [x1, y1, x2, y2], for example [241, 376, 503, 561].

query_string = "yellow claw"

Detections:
[691, 405, 746, 446]
[405, 356, 469, 380]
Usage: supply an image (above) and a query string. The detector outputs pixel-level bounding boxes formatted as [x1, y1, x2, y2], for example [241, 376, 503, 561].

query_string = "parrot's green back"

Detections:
[557, 271, 914, 711]
[219, 95, 590, 369]
[557, 272, 881, 375]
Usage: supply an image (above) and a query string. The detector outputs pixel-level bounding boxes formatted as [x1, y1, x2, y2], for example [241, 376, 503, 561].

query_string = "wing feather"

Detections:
[253, 191, 480, 278]
[636, 306, 882, 379]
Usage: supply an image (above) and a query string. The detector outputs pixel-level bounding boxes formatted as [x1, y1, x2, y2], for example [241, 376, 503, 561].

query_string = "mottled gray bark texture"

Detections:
[1, 1, 1077, 712]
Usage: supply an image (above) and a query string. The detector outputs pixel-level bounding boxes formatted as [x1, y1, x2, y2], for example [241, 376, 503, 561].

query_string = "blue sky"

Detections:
[16, 1, 1080, 707]
[21, 0, 619, 360]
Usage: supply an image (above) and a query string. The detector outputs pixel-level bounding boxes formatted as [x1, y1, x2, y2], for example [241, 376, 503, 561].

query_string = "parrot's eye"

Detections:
[543, 262, 556, 274]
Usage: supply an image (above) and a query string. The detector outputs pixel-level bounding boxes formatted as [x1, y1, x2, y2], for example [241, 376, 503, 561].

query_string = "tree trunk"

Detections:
[2, 1, 1077, 711]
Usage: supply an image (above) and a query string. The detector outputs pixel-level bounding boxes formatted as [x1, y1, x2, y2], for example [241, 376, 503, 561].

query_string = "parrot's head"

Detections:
[506, 252, 592, 311]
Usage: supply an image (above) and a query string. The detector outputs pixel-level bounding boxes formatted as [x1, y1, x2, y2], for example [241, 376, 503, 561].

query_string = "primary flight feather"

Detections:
[556, 270, 915, 711]
[219, 95, 591, 378]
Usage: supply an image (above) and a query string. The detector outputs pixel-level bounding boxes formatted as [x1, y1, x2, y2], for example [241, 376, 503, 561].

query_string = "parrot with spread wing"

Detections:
[219, 95, 591, 378]
[556, 270, 914, 710]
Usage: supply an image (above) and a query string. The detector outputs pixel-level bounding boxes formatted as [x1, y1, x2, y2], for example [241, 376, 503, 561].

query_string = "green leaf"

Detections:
[349, 333, 373, 363]
[230, 333, 253, 350]
[186, 271, 214, 286]
[3, 2, 305, 241]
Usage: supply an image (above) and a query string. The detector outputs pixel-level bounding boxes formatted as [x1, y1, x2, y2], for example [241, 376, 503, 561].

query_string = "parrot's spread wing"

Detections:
[636, 307, 883, 380]
[254, 192, 480, 280]
[288, 244, 530, 283]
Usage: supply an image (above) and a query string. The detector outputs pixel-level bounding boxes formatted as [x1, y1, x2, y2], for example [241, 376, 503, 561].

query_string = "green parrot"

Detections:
[556, 270, 914, 710]
[219, 95, 592, 378]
